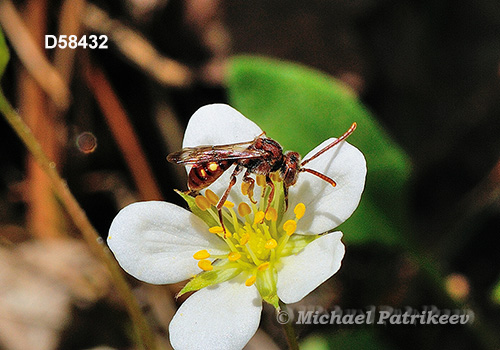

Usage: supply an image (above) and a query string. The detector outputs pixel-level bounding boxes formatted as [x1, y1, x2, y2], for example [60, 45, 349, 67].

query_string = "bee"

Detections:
[167, 122, 357, 217]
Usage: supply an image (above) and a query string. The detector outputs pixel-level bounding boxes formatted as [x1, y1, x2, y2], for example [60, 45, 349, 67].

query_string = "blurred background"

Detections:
[1, 0, 500, 349]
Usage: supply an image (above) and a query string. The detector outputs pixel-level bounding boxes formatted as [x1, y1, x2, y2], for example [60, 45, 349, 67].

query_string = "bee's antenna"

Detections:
[301, 122, 357, 167]
[300, 168, 336, 187]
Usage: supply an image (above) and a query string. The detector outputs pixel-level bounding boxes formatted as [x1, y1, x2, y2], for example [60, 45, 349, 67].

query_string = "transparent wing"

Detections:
[167, 140, 265, 164]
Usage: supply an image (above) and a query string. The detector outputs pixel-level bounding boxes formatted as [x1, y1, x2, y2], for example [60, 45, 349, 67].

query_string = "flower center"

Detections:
[191, 174, 306, 298]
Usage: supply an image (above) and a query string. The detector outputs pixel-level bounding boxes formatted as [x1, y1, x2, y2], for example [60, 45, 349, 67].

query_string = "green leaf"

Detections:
[227, 56, 411, 245]
[301, 329, 394, 350]
[491, 279, 500, 304]
[0, 26, 10, 80]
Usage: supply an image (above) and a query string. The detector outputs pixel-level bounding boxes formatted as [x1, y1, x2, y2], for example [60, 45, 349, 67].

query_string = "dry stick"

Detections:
[0, 0, 70, 111]
[83, 3, 193, 88]
[16, 0, 66, 238]
[83, 62, 163, 201]
[53, 0, 86, 85]
[0, 92, 157, 350]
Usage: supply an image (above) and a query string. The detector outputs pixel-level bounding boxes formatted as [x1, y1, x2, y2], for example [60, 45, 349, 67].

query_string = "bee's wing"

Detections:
[167, 140, 265, 164]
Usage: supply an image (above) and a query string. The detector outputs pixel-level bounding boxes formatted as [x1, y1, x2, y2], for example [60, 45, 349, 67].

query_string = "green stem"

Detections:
[0, 89, 157, 350]
[279, 300, 300, 350]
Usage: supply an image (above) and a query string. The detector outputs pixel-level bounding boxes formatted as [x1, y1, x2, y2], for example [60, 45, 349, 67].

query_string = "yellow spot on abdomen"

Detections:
[208, 162, 219, 172]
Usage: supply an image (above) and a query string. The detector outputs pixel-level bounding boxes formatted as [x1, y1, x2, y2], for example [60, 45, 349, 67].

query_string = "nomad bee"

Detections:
[167, 122, 357, 216]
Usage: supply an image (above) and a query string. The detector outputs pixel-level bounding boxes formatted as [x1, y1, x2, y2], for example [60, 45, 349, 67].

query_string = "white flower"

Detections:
[107, 104, 366, 350]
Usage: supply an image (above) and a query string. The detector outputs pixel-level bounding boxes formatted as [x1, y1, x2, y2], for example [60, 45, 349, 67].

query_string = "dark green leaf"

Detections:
[0, 26, 10, 80]
[227, 56, 411, 245]
[301, 329, 395, 350]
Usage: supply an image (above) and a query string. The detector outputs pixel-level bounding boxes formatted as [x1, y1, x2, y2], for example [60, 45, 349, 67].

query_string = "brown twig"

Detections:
[83, 3, 193, 88]
[83, 61, 163, 201]
[15, 0, 66, 238]
[53, 0, 86, 85]
[0, 0, 71, 111]
[0, 90, 158, 350]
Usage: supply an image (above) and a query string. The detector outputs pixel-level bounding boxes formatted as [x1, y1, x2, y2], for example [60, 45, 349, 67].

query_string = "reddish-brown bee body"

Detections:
[167, 122, 357, 213]
[188, 160, 231, 191]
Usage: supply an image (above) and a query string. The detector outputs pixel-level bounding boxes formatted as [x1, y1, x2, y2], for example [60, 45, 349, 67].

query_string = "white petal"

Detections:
[276, 232, 345, 304]
[169, 277, 262, 350]
[107, 201, 228, 284]
[182, 104, 265, 204]
[182, 104, 263, 148]
[287, 139, 366, 234]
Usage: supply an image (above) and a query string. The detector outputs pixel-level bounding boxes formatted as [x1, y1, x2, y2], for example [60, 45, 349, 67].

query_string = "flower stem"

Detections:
[0, 89, 157, 350]
[279, 300, 300, 350]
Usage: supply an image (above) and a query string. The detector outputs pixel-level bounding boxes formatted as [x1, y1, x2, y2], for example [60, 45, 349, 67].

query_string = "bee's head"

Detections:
[281, 151, 301, 187]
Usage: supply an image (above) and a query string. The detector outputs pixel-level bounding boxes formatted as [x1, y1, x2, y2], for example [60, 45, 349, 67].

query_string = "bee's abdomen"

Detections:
[188, 161, 231, 191]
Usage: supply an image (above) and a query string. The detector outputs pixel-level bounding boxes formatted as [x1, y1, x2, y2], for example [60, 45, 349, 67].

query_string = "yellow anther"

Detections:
[271, 172, 282, 182]
[238, 202, 251, 217]
[193, 249, 210, 260]
[294, 203, 306, 220]
[245, 275, 257, 286]
[198, 259, 213, 271]
[209, 226, 224, 234]
[240, 233, 250, 245]
[265, 239, 278, 249]
[265, 207, 278, 222]
[228, 251, 241, 261]
[241, 182, 251, 196]
[204, 189, 219, 206]
[223, 200, 235, 208]
[254, 211, 265, 224]
[257, 262, 270, 271]
[256, 175, 267, 187]
[195, 195, 211, 211]
[208, 162, 219, 172]
[283, 220, 297, 236]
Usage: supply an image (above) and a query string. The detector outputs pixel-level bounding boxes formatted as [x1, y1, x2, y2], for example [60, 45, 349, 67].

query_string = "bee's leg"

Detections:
[264, 175, 275, 213]
[217, 165, 243, 236]
[242, 170, 256, 204]
[283, 183, 289, 211]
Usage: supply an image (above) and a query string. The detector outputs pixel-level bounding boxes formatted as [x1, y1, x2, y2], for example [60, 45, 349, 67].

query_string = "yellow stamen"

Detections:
[193, 249, 210, 260]
[265, 207, 278, 222]
[240, 232, 250, 245]
[195, 195, 211, 211]
[256, 175, 267, 187]
[204, 189, 219, 206]
[228, 251, 241, 261]
[241, 182, 251, 196]
[294, 203, 306, 219]
[265, 238, 278, 249]
[254, 211, 265, 224]
[223, 200, 235, 208]
[198, 259, 213, 271]
[209, 226, 224, 234]
[283, 220, 297, 236]
[238, 202, 251, 217]
[245, 275, 257, 286]
[257, 262, 270, 271]
[271, 172, 282, 182]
